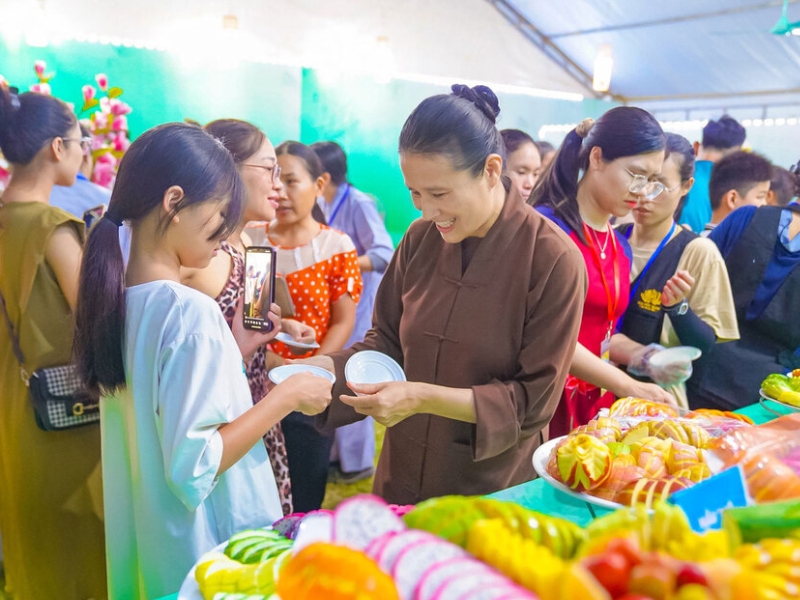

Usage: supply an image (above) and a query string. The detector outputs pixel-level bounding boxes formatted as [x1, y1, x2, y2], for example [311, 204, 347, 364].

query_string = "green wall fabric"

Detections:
[1, 38, 611, 241]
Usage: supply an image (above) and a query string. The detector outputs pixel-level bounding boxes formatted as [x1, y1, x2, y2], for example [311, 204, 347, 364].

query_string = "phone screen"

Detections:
[243, 246, 276, 331]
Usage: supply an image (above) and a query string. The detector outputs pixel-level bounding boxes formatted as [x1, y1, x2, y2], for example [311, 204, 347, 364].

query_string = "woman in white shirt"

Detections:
[73, 123, 332, 600]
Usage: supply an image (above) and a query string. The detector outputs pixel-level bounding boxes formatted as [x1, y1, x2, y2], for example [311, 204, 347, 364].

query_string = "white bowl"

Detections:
[648, 346, 702, 369]
[345, 351, 406, 391]
[268, 364, 336, 385]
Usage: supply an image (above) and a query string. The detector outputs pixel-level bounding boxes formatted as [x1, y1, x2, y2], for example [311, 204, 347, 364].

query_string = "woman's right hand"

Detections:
[621, 379, 678, 408]
[275, 372, 332, 415]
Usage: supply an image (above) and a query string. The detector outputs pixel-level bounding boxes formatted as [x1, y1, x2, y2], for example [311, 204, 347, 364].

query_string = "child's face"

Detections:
[172, 198, 232, 268]
[275, 154, 324, 226]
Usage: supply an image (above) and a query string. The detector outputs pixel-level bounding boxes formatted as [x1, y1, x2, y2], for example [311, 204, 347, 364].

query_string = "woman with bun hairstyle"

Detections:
[0, 84, 107, 599]
[530, 108, 677, 438]
[303, 84, 586, 504]
[500, 128, 541, 204]
[73, 123, 332, 599]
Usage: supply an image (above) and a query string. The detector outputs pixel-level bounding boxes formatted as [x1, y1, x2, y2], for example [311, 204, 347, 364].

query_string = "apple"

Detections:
[676, 563, 709, 588]
[628, 562, 677, 600]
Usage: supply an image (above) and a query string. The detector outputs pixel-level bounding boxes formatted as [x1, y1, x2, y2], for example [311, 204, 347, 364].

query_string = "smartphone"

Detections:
[82, 204, 107, 230]
[274, 276, 296, 318]
[243, 246, 277, 331]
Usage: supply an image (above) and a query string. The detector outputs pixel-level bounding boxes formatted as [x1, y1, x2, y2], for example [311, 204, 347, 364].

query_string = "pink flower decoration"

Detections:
[99, 97, 110, 112]
[82, 85, 96, 101]
[95, 73, 109, 91]
[109, 99, 132, 116]
[92, 153, 118, 189]
[113, 132, 130, 152]
[34, 60, 46, 77]
[30, 82, 51, 95]
[91, 136, 105, 151]
[112, 115, 128, 132]
[94, 112, 109, 130]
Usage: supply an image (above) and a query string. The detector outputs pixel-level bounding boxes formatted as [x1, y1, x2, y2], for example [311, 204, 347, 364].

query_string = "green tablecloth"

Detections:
[154, 400, 791, 600]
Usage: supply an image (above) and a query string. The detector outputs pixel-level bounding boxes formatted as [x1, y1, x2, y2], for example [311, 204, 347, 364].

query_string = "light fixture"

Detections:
[222, 14, 239, 30]
[592, 44, 613, 93]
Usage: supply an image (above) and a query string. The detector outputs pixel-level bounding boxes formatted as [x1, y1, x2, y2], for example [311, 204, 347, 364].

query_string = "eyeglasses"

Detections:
[621, 166, 665, 201]
[242, 162, 282, 184]
[62, 136, 92, 154]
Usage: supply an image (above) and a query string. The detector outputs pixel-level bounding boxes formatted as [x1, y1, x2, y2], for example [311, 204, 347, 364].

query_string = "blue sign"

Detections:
[669, 465, 751, 532]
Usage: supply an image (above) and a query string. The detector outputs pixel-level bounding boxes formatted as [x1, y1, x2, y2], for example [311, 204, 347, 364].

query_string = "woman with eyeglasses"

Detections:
[615, 133, 739, 408]
[0, 86, 107, 597]
[530, 107, 676, 437]
[181, 119, 318, 515]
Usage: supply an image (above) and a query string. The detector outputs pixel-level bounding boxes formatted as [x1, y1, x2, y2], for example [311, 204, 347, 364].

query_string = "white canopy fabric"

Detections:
[0, 0, 592, 99]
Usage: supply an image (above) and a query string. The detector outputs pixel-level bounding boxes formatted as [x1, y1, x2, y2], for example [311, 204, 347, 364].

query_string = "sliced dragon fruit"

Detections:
[376, 530, 440, 573]
[414, 557, 496, 600]
[392, 539, 469, 600]
[332, 494, 406, 550]
[456, 585, 538, 600]
[431, 572, 523, 600]
[365, 530, 398, 561]
[291, 512, 333, 553]
[271, 513, 305, 539]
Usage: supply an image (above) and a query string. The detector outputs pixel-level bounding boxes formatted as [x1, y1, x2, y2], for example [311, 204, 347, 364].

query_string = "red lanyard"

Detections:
[582, 222, 621, 335]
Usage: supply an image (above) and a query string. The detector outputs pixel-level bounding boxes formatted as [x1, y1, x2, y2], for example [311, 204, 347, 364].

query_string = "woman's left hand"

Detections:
[232, 299, 281, 361]
[340, 381, 422, 427]
[280, 318, 317, 344]
[661, 270, 695, 309]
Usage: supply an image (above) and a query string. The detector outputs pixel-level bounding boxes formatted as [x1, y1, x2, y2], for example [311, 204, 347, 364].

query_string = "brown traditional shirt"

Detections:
[324, 196, 587, 504]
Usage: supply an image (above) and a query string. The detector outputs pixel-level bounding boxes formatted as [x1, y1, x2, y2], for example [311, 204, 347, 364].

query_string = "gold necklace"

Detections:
[589, 224, 611, 259]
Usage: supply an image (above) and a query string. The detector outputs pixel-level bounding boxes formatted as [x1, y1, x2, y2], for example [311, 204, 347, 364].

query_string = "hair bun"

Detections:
[451, 83, 500, 124]
[575, 118, 595, 139]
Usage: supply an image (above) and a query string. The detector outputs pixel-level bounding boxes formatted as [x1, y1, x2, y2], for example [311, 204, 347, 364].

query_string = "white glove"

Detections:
[628, 344, 693, 387]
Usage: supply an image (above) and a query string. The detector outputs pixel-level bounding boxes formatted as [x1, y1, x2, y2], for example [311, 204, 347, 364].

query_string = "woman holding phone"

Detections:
[74, 123, 332, 598]
[181, 119, 314, 515]
[303, 84, 586, 504]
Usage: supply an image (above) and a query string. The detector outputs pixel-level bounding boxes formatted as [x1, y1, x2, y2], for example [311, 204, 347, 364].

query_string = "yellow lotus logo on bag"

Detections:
[557, 434, 612, 492]
[638, 289, 662, 312]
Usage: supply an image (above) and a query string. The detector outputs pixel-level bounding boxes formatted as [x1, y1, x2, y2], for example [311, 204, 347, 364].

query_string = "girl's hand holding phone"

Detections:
[232, 299, 281, 361]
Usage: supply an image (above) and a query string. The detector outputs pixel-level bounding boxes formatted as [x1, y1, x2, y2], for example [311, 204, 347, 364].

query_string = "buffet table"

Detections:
[153, 399, 791, 600]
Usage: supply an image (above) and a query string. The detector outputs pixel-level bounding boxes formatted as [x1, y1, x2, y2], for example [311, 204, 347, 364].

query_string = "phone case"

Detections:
[243, 246, 277, 331]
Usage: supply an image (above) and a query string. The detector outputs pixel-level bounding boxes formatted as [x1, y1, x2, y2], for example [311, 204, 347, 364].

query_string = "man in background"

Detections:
[703, 151, 772, 235]
[678, 116, 746, 233]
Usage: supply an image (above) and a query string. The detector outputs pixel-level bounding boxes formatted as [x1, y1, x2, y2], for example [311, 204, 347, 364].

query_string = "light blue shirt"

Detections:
[317, 184, 394, 347]
[679, 160, 713, 233]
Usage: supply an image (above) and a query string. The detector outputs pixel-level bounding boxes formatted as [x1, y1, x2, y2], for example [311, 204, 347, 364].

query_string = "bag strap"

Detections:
[0, 286, 28, 378]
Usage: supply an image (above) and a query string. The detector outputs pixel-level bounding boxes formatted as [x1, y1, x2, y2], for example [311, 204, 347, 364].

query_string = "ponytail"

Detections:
[530, 107, 665, 240]
[73, 123, 244, 395]
[74, 216, 126, 394]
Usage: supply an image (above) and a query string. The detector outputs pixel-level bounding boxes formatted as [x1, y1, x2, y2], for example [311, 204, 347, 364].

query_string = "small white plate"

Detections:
[531, 437, 626, 512]
[648, 346, 702, 369]
[274, 331, 320, 350]
[268, 364, 336, 385]
[759, 388, 800, 412]
[345, 351, 406, 390]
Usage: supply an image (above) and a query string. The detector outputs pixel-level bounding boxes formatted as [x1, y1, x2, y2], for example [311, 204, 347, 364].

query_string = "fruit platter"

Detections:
[760, 369, 800, 412]
[179, 492, 800, 600]
[532, 397, 756, 510]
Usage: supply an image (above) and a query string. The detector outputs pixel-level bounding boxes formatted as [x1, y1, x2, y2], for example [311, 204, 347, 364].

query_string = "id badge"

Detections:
[600, 330, 612, 397]
[600, 331, 611, 363]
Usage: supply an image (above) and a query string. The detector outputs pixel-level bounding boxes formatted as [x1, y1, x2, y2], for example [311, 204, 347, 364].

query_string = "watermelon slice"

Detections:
[332, 494, 406, 550]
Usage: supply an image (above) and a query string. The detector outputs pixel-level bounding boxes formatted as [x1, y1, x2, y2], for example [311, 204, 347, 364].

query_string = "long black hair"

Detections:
[74, 123, 244, 395]
[398, 84, 504, 176]
[529, 106, 665, 239]
[0, 85, 76, 165]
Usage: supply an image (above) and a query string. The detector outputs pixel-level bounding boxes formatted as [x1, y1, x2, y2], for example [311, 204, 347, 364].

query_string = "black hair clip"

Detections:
[9, 86, 21, 110]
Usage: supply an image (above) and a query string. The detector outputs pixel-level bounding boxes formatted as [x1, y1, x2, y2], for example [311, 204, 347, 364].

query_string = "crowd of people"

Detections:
[0, 78, 798, 600]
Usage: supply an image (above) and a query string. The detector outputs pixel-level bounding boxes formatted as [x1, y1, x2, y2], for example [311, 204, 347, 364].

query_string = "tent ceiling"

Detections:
[0, 0, 592, 99]
[497, 0, 800, 111]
